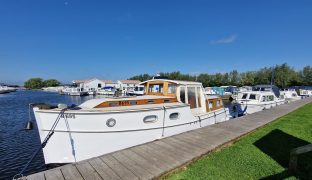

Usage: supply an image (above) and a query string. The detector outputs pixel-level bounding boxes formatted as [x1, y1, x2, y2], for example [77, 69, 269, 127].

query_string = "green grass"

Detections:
[165, 103, 312, 180]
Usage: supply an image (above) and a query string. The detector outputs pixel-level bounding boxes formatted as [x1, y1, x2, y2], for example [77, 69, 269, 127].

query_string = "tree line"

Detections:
[129, 64, 312, 88]
[24, 78, 61, 89]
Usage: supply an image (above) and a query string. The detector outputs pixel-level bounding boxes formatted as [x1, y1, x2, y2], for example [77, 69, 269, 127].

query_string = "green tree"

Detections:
[229, 70, 240, 86]
[300, 65, 312, 85]
[240, 71, 256, 86]
[43, 79, 61, 87]
[24, 78, 44, 89]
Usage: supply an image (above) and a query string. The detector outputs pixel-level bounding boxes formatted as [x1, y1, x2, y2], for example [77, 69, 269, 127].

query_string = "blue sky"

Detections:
[0, 0, 311, 84]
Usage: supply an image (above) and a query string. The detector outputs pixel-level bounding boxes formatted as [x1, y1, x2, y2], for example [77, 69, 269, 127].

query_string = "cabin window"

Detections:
[149, 84, 163, 93]
[209, 101, 213, 109]
[109, 102, 119, 107]
[242, 94, 248, 99]
[164, 99, 170, 103]
[169, 113, 179, 120]
[143, 115, 158, 123]
[249, 94, 256, 100]
[187, 87, 196, 109]
[180, 87, 186, 103]
[262, 96, 266, 102]
[147, 100, 155, 104]
[168, 84, 177, 94]
[268, 95, 274, 101]
[196, 87, 201, 108]
[130, 101, 137, 105]
[98, 83, 101, 88]
[217, 100, 220, 107]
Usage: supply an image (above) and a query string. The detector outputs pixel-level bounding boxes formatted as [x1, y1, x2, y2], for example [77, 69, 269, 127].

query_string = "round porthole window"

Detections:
[106, 118, 116, 127]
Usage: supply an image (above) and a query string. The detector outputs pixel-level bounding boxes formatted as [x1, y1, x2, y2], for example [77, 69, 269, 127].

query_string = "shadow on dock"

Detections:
[254, 129, 312, 179]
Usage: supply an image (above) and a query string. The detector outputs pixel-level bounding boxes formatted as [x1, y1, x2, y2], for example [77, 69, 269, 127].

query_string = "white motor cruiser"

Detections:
[235, 85, 286, 114]
[127, 85, 144, 96]
[32, 79, 229, 164]
[64, 87, 88, 96]
[280, 88, 302, 101]
[97, 86, 116, 95]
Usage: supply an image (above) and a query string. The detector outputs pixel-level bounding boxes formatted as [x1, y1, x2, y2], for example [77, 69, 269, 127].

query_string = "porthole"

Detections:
[143, 115, 158, 123]
[106, 118, 116, 127]
[169, 112, 179, 120]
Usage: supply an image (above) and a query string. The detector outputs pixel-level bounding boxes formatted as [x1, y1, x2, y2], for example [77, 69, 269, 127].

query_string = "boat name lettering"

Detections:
[118, 101, 130, 106]
[61, 113, 76, 119]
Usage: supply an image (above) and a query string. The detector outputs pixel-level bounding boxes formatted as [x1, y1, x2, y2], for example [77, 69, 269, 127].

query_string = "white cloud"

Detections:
[210, 34, 238, 44]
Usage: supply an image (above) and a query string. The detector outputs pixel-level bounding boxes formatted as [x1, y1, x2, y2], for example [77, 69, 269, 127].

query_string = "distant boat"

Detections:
[97, 86, 116, 95]
[280, 88, 302, 101]
[32, 79, 230, 164]
[235, 85, 286, 114]
[0, 85, 17, 94]
[204, 87, 217, 95]
[65, 87, 88, 96]
[127, 85, 144, 96]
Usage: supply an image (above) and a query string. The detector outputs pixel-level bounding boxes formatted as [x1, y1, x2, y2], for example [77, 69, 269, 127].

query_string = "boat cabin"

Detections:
[237, 91, 276, 103]
[77, 79, 224, 115]
[140, 79, 224, 114]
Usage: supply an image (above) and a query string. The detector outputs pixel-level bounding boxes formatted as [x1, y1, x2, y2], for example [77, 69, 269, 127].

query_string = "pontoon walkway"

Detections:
[26, 97, 312, 180]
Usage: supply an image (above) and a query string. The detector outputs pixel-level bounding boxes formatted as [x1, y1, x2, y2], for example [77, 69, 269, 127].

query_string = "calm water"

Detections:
[0, 91, 100, 180]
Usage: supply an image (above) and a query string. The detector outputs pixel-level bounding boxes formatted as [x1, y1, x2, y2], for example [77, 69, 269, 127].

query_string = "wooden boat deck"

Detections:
[26, 97, 312, 180]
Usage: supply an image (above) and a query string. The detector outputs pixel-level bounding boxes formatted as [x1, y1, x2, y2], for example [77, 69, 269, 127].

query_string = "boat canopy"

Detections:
[253, 85, 280, 98]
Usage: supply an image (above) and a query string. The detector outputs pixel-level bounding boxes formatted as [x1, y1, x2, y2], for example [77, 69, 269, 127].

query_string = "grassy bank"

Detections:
[165, 103, 312, 180]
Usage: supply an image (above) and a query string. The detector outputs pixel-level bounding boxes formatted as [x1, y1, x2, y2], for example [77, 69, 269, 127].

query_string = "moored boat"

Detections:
[32, 79, 229, 164]
[127, 85, 144, 96]
[280, 88, 302, 101]
[235, 85, 285, 114]
[97, 86, 116, 95]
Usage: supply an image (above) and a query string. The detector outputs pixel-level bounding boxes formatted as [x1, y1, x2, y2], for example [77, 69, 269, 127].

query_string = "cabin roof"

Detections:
[140, 79, 202, 86]
[239, 91, 275, 95]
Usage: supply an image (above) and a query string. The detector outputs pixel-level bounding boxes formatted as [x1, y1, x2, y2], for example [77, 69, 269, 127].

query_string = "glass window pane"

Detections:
[197, 87, 201, 107]
[249, 94, 256, 100]
[168, 84, 177, 94]
[188, 87, 196, 109]
[180, 87, 186, 103]
[149, 84, 163, 93]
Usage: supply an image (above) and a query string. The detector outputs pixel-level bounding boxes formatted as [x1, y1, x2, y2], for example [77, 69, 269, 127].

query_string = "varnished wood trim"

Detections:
[94, 97, 178, 108]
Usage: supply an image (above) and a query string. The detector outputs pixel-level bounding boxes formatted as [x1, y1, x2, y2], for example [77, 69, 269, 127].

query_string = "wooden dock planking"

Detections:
[24, 97, 312, 180]
[100, 155, 139, 180]
[44, 168, 64, 180]
[75, 162, 102, 180]
[120, 149, 163, 175]
[26, 171, 45, 180]
[59, 164, 84, 180]
[112, 151, 154, 179]
[88, 158, 121, 180]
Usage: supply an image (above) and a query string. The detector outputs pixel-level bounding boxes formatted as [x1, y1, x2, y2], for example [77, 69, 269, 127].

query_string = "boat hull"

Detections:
[34, 106, 228, 164]
[239, 100, 285, 114]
